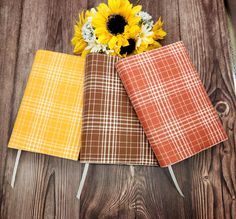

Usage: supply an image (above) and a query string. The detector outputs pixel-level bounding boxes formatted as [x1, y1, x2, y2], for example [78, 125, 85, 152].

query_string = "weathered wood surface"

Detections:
[226, 0, 236, 37]
[0, 0, 235, 218]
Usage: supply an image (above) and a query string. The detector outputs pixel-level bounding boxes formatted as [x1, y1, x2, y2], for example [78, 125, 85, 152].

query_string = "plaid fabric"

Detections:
[8, 50, 85, 160]
[80, 53, 158, 165]
[116, 41, 228, 167]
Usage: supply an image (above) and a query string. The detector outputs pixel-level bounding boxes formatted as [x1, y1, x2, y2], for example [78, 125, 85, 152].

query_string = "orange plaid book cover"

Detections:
[8, 50, 85, 160]
[116, 41, 228, 167]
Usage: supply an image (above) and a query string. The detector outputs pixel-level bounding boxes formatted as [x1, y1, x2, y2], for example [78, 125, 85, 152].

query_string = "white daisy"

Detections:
[137, 11, 153, 28]
[82, 18, 96, 43]
[136, 24, 154, 47]
[85, 40, 113, 54]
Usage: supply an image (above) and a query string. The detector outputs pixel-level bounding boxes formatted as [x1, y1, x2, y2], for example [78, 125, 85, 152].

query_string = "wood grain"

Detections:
[0, 0, 235, 218]
[226, 0, 236, 36]
[0, 0, 87, 218]
[0, 0, 24, 216]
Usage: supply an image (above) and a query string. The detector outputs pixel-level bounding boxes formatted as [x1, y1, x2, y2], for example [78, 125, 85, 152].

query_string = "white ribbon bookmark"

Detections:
[129, 165, 134, 177]
[11, 150, 22, 188]
[167, 165, 184, 197]
[76, 163, 89, 200]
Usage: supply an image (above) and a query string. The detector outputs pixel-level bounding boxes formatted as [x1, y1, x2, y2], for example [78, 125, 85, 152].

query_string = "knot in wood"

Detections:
[215, 101, 230, 117]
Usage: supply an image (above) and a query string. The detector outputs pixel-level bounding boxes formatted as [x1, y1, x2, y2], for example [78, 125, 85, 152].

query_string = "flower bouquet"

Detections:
[71, 0, 167, 57]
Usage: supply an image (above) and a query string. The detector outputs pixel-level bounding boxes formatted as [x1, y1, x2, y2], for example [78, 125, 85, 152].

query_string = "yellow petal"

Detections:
[95, 27, 108, 35]
[128, 16, 141, 26]
[153, 29, 167, 40]
[153, 17, 164, 30]
[81, 49, 91, 57]
[129, 25, 140, 37]
[73, 41, 87, 54]
[131, 5, 142, 14]
[97, 3, 110, 12]
[108, 0, 120, 13]
[117, 36, 129, 46]
[108, 36, 118, 49]
[98, 34, 111, 44]
[92, 14, 107, 26]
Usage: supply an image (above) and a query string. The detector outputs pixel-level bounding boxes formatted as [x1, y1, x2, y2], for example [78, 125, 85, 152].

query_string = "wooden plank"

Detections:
[178, 0, 236, 218]
[0, 0, 87, 218]
[226, 0, 236, 36]
[0, 0, 24, 217]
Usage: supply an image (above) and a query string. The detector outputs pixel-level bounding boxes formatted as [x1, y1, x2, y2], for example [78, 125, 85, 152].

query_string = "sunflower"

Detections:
[92, 0, 142, 55]
[71, 10, 94, 56]
[72, 3, 167, 57]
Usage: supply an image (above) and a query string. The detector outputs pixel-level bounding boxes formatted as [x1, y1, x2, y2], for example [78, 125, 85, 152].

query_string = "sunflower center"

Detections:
[120, 38, 136, 55]
[107, 14, 127, 35]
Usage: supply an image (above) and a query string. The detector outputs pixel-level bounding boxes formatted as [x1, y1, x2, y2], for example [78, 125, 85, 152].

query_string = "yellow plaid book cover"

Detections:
[8, 50, 85, 160]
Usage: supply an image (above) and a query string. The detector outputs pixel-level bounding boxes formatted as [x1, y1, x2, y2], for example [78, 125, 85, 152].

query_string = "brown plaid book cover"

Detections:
[80, 53, 158, 165]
